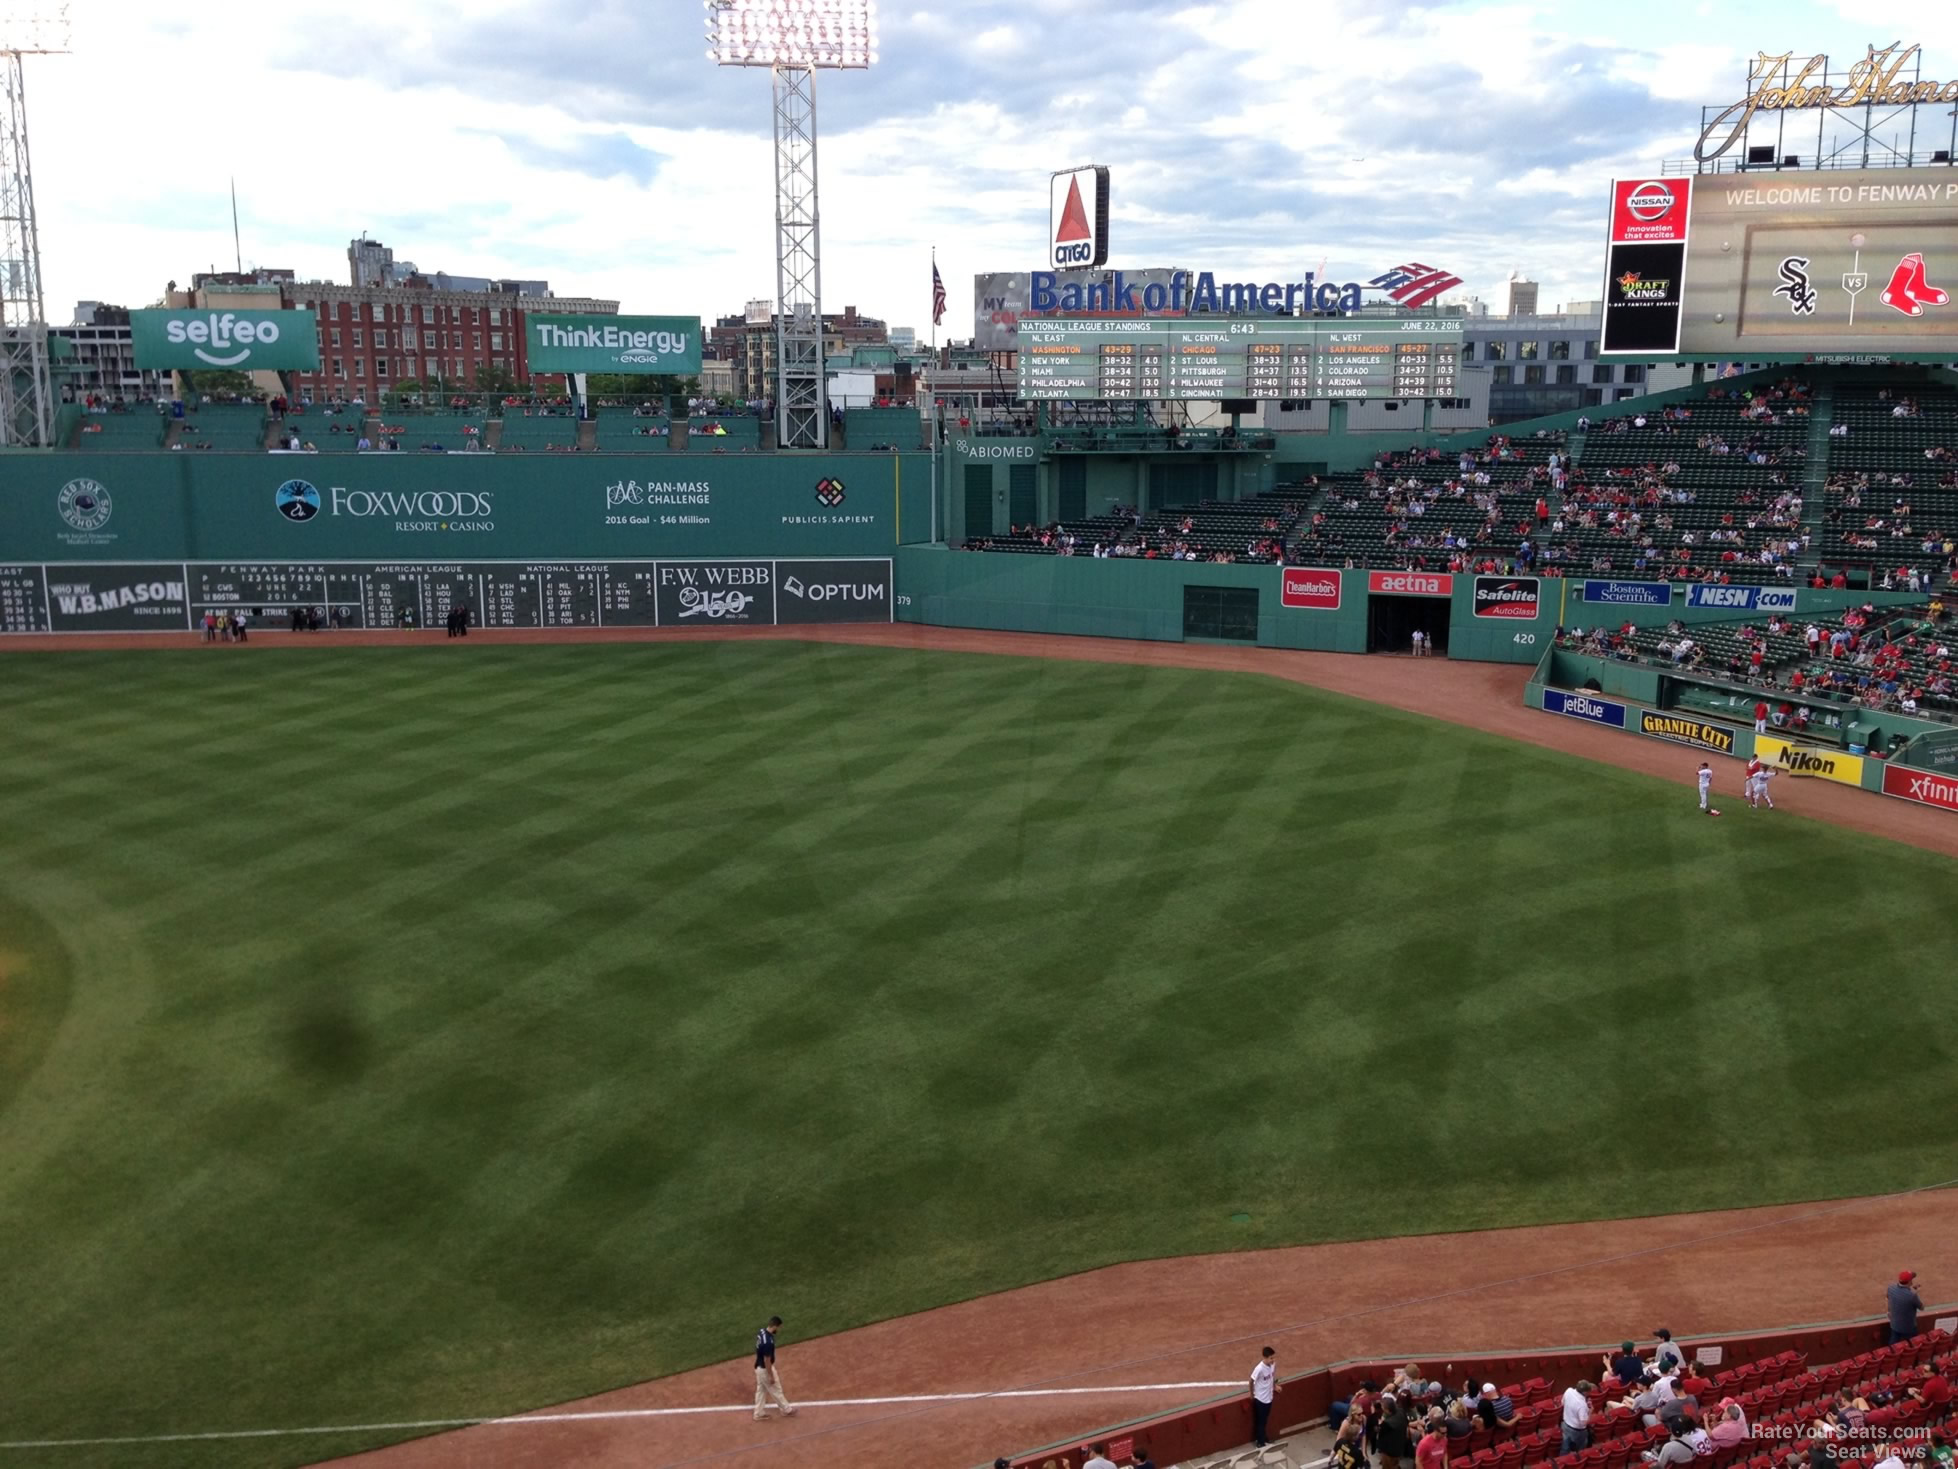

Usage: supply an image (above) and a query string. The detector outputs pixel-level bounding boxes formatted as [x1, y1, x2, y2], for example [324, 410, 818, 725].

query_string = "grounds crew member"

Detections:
[754, 1315, 795, 1420]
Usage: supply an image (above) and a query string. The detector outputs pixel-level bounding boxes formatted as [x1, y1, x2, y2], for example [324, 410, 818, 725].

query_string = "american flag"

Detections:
[931, 260, 947, 326]
[1367, 262, 1464, 310]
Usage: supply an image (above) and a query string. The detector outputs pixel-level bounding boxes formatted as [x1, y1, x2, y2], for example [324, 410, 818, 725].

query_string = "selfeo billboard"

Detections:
[131, 309, 322, 372]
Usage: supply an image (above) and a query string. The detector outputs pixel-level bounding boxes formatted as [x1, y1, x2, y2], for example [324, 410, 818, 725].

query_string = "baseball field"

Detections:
[3, 638, 1955, 1467]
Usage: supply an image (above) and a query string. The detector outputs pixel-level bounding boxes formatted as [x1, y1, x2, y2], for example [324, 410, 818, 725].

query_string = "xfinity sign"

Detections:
[525, 313, 703, 375]
[131, 309, 321, 371]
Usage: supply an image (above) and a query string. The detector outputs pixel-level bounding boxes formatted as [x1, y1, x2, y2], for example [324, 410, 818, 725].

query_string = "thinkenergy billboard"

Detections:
[524, 315, 702, 375]
[1603, 167, 1958, 357]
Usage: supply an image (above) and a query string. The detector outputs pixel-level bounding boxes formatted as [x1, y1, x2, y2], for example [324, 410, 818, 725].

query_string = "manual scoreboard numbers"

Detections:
[1017, 319, 1462, 401]
[1, 560, 895, 632]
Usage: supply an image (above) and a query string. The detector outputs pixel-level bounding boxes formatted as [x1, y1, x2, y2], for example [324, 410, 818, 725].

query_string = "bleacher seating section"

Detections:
[382, 414, 488, 453]
[593, 412, 670, 451]
[1290, 438, 1559, 572]
[1821, 385, 1958, 587]
[977, 488, 1309, 563]
[1276, 1339, 1950, 1469]
[844, 405, 923, 449]
[170, 404, 267, 451]
[494, 411, 580, 452]
[687, 416, 761, 449]
[277, 404, 368, 453]
[72, 411, 163, 450]
[1554, 393, 1812, 585]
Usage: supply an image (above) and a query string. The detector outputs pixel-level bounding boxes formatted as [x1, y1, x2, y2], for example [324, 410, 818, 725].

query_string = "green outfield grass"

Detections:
[2, 642, 1955, 1466]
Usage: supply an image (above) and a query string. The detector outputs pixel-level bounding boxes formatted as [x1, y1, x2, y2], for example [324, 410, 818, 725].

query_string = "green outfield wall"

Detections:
[4, 451, 933, 563]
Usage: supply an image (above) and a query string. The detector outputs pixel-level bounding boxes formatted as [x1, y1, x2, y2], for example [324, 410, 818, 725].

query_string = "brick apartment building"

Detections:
[178, 238, 617, 403]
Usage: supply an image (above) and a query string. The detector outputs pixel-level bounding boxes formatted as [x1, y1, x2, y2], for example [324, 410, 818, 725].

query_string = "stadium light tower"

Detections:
[0, 1, 67, 448]
[706, 0, 877, 450]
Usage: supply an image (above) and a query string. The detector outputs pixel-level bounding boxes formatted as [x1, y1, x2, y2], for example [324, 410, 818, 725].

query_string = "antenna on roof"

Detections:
[230, 177, 242, 274]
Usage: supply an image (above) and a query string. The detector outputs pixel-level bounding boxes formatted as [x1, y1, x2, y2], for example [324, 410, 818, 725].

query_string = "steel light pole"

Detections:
[0, 1, 67, 448]
[706, 0, 876, 451]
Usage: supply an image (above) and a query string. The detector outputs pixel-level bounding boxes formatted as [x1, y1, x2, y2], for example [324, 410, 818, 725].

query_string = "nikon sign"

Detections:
[130, 310, 321, 372]
[525, 314, 702, 375]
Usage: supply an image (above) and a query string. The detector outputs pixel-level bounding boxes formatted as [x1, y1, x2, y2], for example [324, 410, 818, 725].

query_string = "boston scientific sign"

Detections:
[1698, 43, 1958, 161]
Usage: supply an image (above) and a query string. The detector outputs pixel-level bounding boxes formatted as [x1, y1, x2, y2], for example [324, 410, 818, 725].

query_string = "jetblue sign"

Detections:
[1685, 585, 1798, 611]
[1542, 689, 1628, 727]
[1582, 579, 1673, 606]
[1030, 269, 1366, 316]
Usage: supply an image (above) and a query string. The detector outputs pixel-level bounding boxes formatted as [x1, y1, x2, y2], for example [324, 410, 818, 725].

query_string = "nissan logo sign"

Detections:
[1626, 181, 1676, 222]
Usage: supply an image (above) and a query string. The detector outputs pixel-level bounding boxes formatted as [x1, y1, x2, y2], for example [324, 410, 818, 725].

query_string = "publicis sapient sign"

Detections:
[1697, 44, 1958, 161]
[130, 309, 321, 371]
[525, 315, 703, 375]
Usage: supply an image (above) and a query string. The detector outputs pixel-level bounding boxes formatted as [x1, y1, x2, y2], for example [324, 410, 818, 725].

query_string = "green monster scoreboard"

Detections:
[1016, 318, 1464, 401]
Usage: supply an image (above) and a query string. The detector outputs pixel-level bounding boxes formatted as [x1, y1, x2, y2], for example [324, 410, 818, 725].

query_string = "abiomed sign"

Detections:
[525, 315, 702, 375]
[130, 309, 321, 372]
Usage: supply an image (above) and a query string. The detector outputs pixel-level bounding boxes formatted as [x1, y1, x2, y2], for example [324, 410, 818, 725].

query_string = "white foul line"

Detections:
[0, 1382, 1244, 1452]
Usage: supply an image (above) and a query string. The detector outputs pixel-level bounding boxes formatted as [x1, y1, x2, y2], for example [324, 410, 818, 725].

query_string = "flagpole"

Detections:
[930, 245, 939, 543]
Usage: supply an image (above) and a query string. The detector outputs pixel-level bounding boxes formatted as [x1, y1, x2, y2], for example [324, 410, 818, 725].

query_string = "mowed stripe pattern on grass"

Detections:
[0, 642, 1954, 1468]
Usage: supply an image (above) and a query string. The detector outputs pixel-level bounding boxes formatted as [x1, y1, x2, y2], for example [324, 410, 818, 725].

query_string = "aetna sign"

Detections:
[1281, 567, 1342, 609]
[1883, 765, 1958, 813]
[1472, 575, 1541, 619]
[1367, 570, 1452, 597]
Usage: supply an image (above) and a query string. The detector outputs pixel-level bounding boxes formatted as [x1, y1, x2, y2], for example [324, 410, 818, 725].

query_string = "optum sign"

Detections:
[130, 309, 321, 371]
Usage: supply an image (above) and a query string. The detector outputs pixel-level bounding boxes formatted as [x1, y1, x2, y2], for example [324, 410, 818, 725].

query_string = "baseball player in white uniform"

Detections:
[1745, 756, 1777, 810]
[1697, 762, 1718, 815]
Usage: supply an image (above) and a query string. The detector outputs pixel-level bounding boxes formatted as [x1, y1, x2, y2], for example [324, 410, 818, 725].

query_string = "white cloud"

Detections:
[21, 0, 1926, 339]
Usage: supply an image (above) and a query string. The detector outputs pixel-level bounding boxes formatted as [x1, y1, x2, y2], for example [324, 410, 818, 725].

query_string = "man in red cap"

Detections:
[1888, 1271, 1924, 1344]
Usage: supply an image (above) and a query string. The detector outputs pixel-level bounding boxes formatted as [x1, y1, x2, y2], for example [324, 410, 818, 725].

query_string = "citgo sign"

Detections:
[1280, 567, 1341, 609]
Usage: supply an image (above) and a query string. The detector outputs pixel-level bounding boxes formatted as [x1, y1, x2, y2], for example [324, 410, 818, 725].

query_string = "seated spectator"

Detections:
[1704, 1402, 1747, 1451]
[1606, 1342, 1646, 1387]
[1477, 1384, 1517, 1432]
[1444, 1399, 1476, 1441]
[1642, 1425, 1695, 1469]
[1908, 1368, 1952, 1408]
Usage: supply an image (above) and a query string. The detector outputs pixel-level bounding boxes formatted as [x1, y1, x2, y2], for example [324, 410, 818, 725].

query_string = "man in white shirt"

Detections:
[1082, 1442, 1118, 1469]
[1563, 1380, 1595, 1454]
[1250, 1346, 1280, 1448]
[1697, 762, 1714, 813]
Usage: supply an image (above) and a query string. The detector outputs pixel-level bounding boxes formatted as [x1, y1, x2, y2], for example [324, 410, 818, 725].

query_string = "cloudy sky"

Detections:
[27, 0, 1957, 335]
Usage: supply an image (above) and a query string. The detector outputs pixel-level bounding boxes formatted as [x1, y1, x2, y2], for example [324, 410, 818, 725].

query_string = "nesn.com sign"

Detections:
[1686, 585, 1797, 611]
[1542, 689, 1628, 726]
